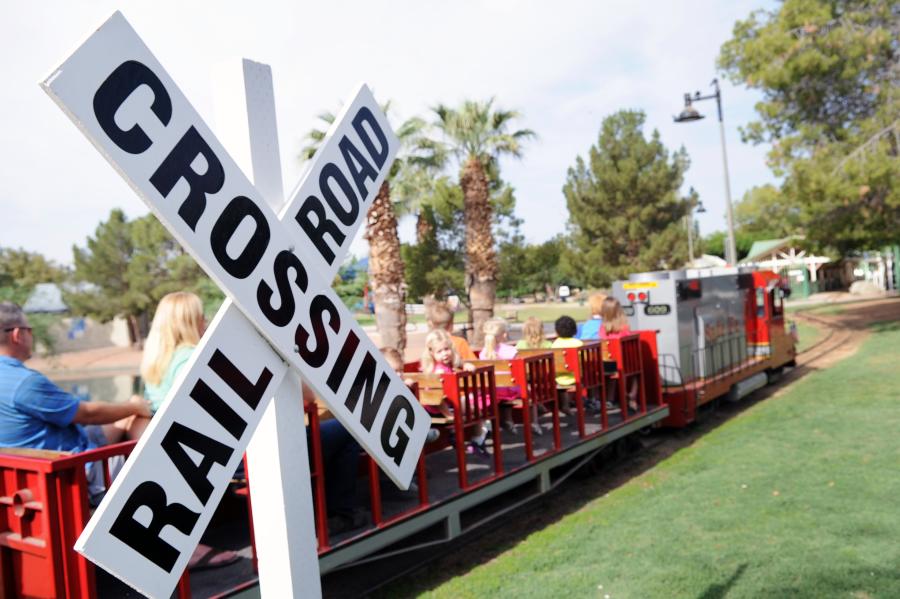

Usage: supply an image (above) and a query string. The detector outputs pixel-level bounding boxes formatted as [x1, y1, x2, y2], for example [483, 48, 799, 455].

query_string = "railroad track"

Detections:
[791, 311, 859, 369]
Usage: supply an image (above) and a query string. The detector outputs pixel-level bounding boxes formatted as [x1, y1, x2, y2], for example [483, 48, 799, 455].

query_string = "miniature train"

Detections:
[0, 267, 796, 598]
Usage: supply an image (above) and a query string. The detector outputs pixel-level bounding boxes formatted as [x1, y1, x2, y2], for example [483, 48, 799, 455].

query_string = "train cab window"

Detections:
[770, 288, 784, 317]
[756, 288, 765, 318]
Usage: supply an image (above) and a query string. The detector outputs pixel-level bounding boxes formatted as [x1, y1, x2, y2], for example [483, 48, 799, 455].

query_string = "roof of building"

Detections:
[741, 236, 805, 264]
[22, 283, 68, 313]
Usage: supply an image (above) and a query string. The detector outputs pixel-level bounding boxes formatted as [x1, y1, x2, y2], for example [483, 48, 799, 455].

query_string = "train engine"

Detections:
[612, 268, 795, 427]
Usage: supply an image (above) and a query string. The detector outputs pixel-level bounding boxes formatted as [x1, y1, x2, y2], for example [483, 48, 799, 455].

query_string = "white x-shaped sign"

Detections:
[42, 11, 429, 598]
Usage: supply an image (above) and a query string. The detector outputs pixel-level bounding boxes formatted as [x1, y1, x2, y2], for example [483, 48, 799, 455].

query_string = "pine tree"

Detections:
[563, 110, 691, 286]
[68, 210, 219, 343]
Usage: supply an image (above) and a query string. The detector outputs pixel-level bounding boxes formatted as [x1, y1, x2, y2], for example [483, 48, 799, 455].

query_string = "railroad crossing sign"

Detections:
[42, 11, 430, 598]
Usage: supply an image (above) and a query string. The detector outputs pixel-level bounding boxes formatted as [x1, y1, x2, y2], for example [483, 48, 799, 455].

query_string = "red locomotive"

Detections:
[612, 268, 796, 427]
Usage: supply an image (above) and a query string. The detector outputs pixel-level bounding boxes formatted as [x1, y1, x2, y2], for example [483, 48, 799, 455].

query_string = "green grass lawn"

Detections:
[503, 304, 590, 323]
[389, 320, 900, 598]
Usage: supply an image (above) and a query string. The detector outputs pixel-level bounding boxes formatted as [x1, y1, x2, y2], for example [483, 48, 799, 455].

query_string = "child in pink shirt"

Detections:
[420, 330, 489, 454]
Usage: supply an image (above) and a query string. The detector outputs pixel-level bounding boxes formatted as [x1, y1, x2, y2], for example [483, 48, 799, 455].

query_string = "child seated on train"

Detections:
[576, 292, 607, 340]
[427, 302, 477, 361]
[599, 297, 639, 413]
[479, 318, 518, 360]
[420, 329, 490, 455]
[550, 315, 582, 415]
[599, 297, 631, 340]
[515, 316, 551, 350]
[380, 347, 440, 444]
[479, 318, 523, 433]
[486, 316, 550, 435]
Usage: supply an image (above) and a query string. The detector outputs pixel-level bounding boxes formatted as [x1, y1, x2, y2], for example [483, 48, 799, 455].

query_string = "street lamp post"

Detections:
[674, 78, 737, 266]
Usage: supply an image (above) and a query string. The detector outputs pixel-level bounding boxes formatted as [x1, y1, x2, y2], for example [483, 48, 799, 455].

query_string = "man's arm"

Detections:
[72, 398, 151, 425]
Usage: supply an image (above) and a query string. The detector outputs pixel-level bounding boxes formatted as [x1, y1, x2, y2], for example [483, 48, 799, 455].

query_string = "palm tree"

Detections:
[419, 99, 534, 347]
[391, 161, 439, 243]
[301, 108, 425, 354]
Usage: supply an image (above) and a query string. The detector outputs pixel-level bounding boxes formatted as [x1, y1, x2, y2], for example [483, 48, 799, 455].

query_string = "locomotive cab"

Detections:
[746, 270, 795, 365]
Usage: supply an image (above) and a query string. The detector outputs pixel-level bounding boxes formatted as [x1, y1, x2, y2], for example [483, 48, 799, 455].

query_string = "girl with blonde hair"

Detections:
[479, 318, 517, 360]
[515, 317, 551, 350]
[141, 291, 205, 413]
[420, 329, 493, 453]
[599, 297, 630, 338]
[420, 329, 471, 374]
[598, 296, 639, 413]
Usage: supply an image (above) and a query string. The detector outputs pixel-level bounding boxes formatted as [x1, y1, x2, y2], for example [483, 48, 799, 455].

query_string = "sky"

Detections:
[2, 1, 778, 266]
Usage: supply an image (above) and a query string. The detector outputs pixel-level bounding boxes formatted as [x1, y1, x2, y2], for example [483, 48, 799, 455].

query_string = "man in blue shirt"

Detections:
[0, 302, 151, 452]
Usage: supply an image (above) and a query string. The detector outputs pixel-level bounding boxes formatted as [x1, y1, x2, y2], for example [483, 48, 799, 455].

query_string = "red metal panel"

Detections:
[0, 460, 60, 598]
[0, 442, 184, 599]
[513, 353, 562, 460]
[638, 331, 664, 410]
[442, 366, 503, 490]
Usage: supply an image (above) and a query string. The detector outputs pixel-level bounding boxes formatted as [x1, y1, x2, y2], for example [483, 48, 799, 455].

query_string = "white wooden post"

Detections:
[212, 59, 321, 598]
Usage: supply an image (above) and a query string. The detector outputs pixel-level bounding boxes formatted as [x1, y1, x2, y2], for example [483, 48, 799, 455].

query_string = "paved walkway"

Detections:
[29, 345, 142, 379]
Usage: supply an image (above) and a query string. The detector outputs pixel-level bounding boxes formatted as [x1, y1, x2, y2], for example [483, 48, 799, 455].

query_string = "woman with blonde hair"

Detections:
[100, 294, 205, 467]
[141, 291, 205, 413]
[140, 291, 239, 569]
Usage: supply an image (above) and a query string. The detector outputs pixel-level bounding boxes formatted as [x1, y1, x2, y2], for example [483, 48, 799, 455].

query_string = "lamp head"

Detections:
[674, 105, 705, 123]
[674, 93, 705, 123]
[696, 200, 707, 214]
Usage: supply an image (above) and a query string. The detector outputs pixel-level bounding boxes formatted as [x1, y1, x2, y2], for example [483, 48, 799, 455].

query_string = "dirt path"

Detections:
[791, 297, 900, 369]
[329, 297, 900, 598]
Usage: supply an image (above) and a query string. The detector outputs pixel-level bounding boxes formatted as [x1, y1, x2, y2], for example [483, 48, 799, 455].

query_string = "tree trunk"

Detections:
[415, 210, 432, 244]
[127, 314, 141, 348]
[365, 181, 407, 354]
[460, 157, 497, 348]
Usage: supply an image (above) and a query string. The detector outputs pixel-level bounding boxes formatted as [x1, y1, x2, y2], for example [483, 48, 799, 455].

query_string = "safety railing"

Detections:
[444, 366, 503, 489]
[690, 331, 751, 382]
[471, 353, 561, 462]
